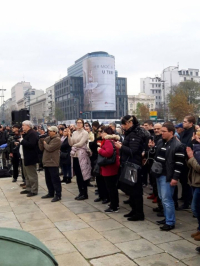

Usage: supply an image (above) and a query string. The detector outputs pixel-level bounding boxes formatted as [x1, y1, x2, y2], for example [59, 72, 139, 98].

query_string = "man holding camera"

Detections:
[8, 125, 21, 182]
[39, 126, 62, 202]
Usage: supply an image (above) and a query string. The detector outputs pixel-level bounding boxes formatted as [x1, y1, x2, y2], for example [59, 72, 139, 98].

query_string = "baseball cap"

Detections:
[48, 126, 58, 133]
[175, 123, 183, 128]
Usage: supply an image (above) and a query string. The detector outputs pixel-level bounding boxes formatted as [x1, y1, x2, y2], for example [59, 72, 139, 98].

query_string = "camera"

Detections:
[39, 133, 48, 139]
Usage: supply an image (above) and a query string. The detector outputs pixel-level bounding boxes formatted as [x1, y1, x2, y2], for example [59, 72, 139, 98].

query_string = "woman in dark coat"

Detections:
[115, 115, 149, 221]
[60, 127, 72, 184]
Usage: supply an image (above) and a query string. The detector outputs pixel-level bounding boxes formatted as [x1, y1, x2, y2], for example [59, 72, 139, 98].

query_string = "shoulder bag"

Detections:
[97, 141, 116, 166]
[119, 160, 141, 186]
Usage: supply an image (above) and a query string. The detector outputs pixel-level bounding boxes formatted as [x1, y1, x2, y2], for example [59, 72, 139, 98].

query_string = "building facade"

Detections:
[128, 93, 155, 115]
[24, 88, 44, 110]
[11, 81, 32, 109]
[46, 85, 55, 122]
[29, 93, 46, 124]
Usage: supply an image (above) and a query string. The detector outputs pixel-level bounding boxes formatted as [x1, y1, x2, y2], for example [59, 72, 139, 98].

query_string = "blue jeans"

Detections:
[191, 187, 200, 231]
[156, 176, 175, 226]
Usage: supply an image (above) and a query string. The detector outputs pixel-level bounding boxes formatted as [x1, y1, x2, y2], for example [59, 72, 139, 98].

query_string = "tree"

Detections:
[168, 88, 195, 122]
[55, 107, 65, 121]
[134, 102, 150, 122]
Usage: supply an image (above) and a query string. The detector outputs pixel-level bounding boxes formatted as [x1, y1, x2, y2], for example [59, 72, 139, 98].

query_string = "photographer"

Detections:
[37, 126, 48, 171]
[8, 125, 21, 182]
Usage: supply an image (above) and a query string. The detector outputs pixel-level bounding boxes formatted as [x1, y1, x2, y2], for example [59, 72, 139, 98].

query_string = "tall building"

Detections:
[46, 85, 55, 122]
[11, 81, 32, 109]
[140, 76, 162, 109]
[29, 93, 47, 124]
[24, 88, 44, 110]
[55, 51, 128, 121]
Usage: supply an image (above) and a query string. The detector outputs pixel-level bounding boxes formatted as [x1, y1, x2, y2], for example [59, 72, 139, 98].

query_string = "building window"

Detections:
[190, 72, 193, 76]
[152, 84, 154, 88]
[196, 72, 198, 76]
[184, 77, 186, 81]
[191, 78, 193, 81]
[183, 71, 185, 75]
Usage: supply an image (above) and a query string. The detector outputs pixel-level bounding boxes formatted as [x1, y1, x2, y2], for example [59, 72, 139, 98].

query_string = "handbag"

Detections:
[151, 161, 163, 178]
[60, 152, 68, 159]
[119, 161, 141, 186]
[93, 163, 100, 176]
[97, 141, 116, 166]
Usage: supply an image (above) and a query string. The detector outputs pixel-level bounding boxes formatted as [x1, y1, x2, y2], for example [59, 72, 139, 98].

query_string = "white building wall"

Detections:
[11, 81, 32, 108]
[128, 93, 155, 115]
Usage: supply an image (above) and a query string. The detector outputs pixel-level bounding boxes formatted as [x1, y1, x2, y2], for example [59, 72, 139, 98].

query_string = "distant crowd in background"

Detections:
[0, 114, 200, 254]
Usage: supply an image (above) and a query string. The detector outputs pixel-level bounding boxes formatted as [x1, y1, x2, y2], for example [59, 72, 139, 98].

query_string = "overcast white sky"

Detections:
[1, 0, 200, 102]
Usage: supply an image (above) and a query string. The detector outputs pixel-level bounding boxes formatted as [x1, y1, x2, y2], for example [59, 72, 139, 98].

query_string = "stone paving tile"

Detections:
[123, 220, 158, 233]
[43, 238, 76, 255]
[176, 230, 200, 245]
[134, 253, 186, 266]
[64, 227, 103, 243]
[12, 204, 40, 214]
[89, 218, 124, 232]
[157, 240, 198, 260]
[0, 205, 12, 212]
[75, 238, 120, 259]
[67, 205, 99, 214]
[107, 208, 131, 222]
[0, 200, 9, 206]
[55, 219, 89, 232]
[38, 202, 67, 213]
[172, 220, 197, 233]
[55, 252, 90, 266]
[61, 200, 88, 208]
[100, 227, 141, 244]
[45, 210, 78, 222]
[90, 253, 137, 266]
[138, 229, 181, 244]
[183, 255, 200, 266]
[31, 228, 65, 242]
[116, 239, 163, 259]
[78, 212, 109, 222]
[0, 211, 16, 221]
[20, 218, 54, 231]
[15, 210, 47, 223]
[9, 199, 35, 207]
[0, 219, 21, 229]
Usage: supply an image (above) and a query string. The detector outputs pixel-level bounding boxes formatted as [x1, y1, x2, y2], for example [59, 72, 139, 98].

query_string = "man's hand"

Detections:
[115, 141, 122, 149]
[97, 147, 101, 152]
[170, 179, 178, 186]
[9, 153, 13, 158]
[43, 141, 47, 145]
[186, 147, 194, 159]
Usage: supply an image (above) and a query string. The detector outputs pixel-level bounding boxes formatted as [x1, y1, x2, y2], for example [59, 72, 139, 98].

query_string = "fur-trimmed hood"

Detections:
[104, 134, 120, 141]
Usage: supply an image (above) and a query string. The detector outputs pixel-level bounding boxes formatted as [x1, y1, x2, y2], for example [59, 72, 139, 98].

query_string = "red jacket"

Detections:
[98, 134, 120, 177]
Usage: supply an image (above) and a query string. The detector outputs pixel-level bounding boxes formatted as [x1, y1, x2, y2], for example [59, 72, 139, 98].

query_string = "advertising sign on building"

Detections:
[83, 57, 116, 111]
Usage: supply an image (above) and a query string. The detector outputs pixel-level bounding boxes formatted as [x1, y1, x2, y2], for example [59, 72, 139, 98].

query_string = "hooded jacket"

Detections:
[98, 134, 120, 177]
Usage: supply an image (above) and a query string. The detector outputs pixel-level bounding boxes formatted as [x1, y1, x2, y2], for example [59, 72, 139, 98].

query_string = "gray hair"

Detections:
[109, 122, 116, 129]
[22, 120, 33, 128]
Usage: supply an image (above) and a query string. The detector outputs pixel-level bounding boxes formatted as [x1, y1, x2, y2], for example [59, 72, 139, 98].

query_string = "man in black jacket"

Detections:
[149, 122, 186, 231]
[178, 115, 195, 210]
[19, 121, 39, 197]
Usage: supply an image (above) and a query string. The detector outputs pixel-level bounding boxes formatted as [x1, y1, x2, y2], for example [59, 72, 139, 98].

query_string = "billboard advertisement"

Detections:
[83, 57, 116, 111]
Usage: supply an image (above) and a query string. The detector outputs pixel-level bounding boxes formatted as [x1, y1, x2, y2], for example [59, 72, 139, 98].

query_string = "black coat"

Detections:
[60, 137, 71, 165]
[180, 126, 195, 148]
[20, 129, 39, 166]
[0, 131, 8, 146]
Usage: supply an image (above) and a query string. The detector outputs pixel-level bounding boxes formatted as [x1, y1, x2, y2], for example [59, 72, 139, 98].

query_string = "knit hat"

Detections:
[48, 126, 58, 133]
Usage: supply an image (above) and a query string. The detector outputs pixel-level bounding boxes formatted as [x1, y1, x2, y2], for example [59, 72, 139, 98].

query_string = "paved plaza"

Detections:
[0, 172, 199, 266]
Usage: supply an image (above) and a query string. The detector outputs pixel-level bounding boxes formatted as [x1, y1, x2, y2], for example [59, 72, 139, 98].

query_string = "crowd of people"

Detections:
[0, 114, 200, 254]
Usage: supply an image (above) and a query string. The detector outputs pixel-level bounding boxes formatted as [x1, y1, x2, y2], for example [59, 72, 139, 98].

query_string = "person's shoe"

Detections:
[160, 224, 175, 231]
[157, 212, 165, 217]
[27, 192, 37, 197]
[127, 215, 144, 221]
[76, 195, 88, 201]
[194, 234, 200, 241]
[20, 183, 26, 187]
[37, 168, 43, 171]
[196, 246, 200, 253]
[177, 204, 190, 211]
[123, 199, 130, 204]
[66, 179, 71, 184]
[22, 185, 26, 189]
[94, 197, 102, 202]
[20, 190, 30, 194]
[147, 194, 155, 200]
[152, 197, 158, 203]
[87, 182, 94, 187]
[104, 207, 118, 213]
[102, 199, 110, 204]
[124, 211, 135, 218]
[95, 191, 99, 195]
[153, 207, 163, 213]
[51, 196, 61, 202]
[178, 196, 184, 201]
[75, 194, 81, 200]
[191, 231, 200, 238]
[41, 194, 54, 199]
[61, 178, 67, 183]
[156, 219, 166, 225]
[12, 178, 17, 182]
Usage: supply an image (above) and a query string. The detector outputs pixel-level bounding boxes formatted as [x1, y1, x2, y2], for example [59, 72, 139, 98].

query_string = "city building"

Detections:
[46, 85, 55, 122]
[24, 88, 44, 110]
[55, 51, 128, 121]
[140, 76, 162, 109]
[17, 98, 25, 110]
[29, 93, 46, 124]
[11, 81, 32, 109]
[1, 98, 13, 125]
[128, 93, 155, 115]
